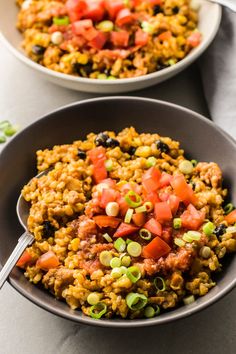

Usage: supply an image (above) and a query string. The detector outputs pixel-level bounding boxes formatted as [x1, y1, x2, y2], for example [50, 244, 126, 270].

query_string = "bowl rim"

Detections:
[0, 2, 222, 87]
[2, 96, 236, 327]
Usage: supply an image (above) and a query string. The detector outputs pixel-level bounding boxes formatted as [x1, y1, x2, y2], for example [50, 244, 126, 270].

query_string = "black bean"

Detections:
[83, 63, 94, 75]
[214, 224, 226, 237]
[156, 140, 170, 153]
[190, 182, 196, 191]
[43, 221, 55, 238]
[128, 146, 136, 155]
[77, 149, 87, 159]
[73, 62, 93, 76]
[106, 138, 120, 148]
[95, 132, 109, 147]
[153, 5, 161, 15]
[172, 6, 179, 14]
[32, 45, 46, 55]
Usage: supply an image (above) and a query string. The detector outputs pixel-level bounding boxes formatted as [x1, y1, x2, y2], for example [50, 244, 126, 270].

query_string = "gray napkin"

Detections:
[200, 8, 236, 137]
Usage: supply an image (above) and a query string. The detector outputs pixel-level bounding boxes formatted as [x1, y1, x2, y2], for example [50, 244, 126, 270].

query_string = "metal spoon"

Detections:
[208, 0, 236, 12]
[0, 171, 46, 289]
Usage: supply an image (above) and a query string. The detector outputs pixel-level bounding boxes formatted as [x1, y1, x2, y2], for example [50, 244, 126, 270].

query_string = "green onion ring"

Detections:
[139, 228, 152, 240]
[126, 266, 141, 283]
[224, 203, 234, 215]
[154, 276, 166, 291]
[90, 302, 107, 319]
[126, 292, 148, 310]
[124, 190, 142, 208]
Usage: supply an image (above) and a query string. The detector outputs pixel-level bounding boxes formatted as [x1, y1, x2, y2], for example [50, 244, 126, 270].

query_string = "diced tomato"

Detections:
[83, 26, 98, 41]
[149, 0, 162, 4]
[66, 0, 88, 22]
[36, 251, 60, 270]
[159, 192, 170, 202]
[143, 190, 160, 205]
[167, 195, 180, 215]
[16, 250, 32, 269]
[117, 196, 129, 216]
[100, 188, 118, 208]
[187, 32, 201, 48]
[93, 215, 121, 228]
[158, 31, 172, 41]
[135, 29, 149, 46]
[88, 146, 107, 183]
[171, 174, 197, 205]
[88, 146, 106, 163]
[116, 8, 134, 27]
[154, 201, 172, 224]
[225, 209, 236, 224]
[89, 31, 107, 49]
[159, 172, 173, 188]
[83, 0, 105, 22]
[110, 31, 129, 47]
[113, 222, 139, 237]
[144, 218, 162, 236]
[161, 226, 172, 244]
[105, 0, 125, 19]
[72, 19, 93, 35]
[180, 204, 205, 230]
[99, 178, 116, 188]
[142, 236, 171, 259]
[142, 167, 162, 193]
[119, 182, 141, 195]
[132, 212, 146, 227]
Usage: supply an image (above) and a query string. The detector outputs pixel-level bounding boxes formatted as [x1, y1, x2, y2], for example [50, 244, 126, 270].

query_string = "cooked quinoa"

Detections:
[16, 0, 201, 79]
[17, 127, 236, 319]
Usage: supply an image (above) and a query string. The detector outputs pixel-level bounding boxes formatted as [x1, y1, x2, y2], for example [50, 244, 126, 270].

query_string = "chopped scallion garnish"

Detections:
[203, 222, 215, 236]
[135, 205, 147, 213]
[139, 228, 152, 240]
[124, 208, 134, 223]
[53, 16, 70, 26]
[90, 302, 107, 319]
[173, 218, 182, 229]
[124, 190, 142, 208]
[126, 266, 141, 283]
[224, 203, 234, 215]
[127, 241, 142, 257]
[126, 292, 148, 310]
[114, 237, 126, 252]
[154, 277, 166, 291]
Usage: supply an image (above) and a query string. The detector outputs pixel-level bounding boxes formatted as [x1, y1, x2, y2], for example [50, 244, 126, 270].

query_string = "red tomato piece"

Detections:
[144, 218, 162, 236]
[105, 0, 125, 19]
[100, 188, 118, 208]
[161, 226, 172, 244]
[116, 8, 134, 27]
[110, 31, 129, 47]
[149, 0, 162, 4]
[143, 190, 160, 205]
[159, 192, 170, 202]
[171, 174, 197, 205]
[66, 0, 88, 22]
[113, 222, 139, 237]
[142, 236, 171, 259]
[167, 194, 180, 216]
[72, 19, 93, 35]
[132, 212, 146, 227]
[83, 0, 105, 22]
[88, 146, 106, 163]
[117, 196, 129, 216]
[142, 167, 162, 193]
[180, 204, 205, 230]
[158, 31, 172, 41]
[187, 32, 201, 48]
[88, 146, 107, 183]
[89, 31, 107, 48]
[154, 201, 172, 224]
[135, 29, 149, 46]
[93, 215, 121, 228]
[225, 210, 236, 224]
[16, 250, 32, 269]
[159, 172, 173, 188]
[119, 182, 141, 195]
[99, 178, 116, 188]
[36, 251, 60, 270]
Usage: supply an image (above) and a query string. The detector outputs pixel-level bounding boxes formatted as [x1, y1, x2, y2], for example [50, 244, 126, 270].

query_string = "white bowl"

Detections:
[0, 0, 221, 93]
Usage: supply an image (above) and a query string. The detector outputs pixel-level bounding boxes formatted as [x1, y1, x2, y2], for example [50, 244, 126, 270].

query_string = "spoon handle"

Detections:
[0, 231, 34, 289]
[210, 0, 236, 12]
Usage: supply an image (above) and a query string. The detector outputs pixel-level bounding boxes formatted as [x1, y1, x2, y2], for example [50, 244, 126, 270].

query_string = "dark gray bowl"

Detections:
[0, 97, 236, 327]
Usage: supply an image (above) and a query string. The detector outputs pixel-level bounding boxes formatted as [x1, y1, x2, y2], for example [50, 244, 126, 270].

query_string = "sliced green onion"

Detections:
[174, 237, 185, 247]
[199, 246, 211, 259]
[0, 134, 6, 143]
[144, 306, 155, 318]
[183, 231, 201, 242]
[124, 208, 134, 223]
[191, 159, 198, 167]
[203, 222, 215, 236]
[179, 160, 194, 174]
[114, 237, 126, 252]
[126, 292, 148, 310]
[139, 228, 152, 240]
[0, 120, 11, 130]
[97, 73, 107, 80]
[126, 238, 132, 245]
[90, 302, 107, 319]
[126, 266, 141, 283]
[124, 190, 142, 208]
[53, 16, 70, 26]
[4, 125, 18, 137]
[183, 295, 195, 305]
[121, 255, 131, 267]
[111, 267, 123, 278]
[224, 203, 234, 215]
[107, 76, 116, 80]
[102, 233, 113, 243]
[135, 205, 147, 213]
[105, 159, 113, 171]
[143, 201, 153, 212]
[96, 20, 114, 32]
[120, 266, 128, 274]
[154, 277, 166, 291]
[173, 218, 182, 230]
[127, 241, 142, 257]
[226, 226, 236, 234]
[99, 251, 113, 267]
[87, 292, 101, 305]
[141, 21, 154, 34]
[146, 156, 157, 168]
[110, 257, 121, 268]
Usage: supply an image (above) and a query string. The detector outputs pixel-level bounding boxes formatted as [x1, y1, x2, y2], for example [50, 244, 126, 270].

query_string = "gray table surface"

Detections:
[0, 41, 235, 354]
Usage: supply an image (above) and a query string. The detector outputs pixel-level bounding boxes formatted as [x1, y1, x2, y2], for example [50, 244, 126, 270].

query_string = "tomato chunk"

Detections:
[142, 236, 171, 259]
[142, 167, 161, 193]
[225, 209, 236, 224]
[158, 31, 172, 41]
[116, 8, 133, 27]
[135, 29, 149, 46]
[159, 172, 173, 188]
[161, 226, 172, 244]
[132, 212, 146, 227]
[88, 147, 107, 183]
[100, 188, 118, 208]
[71, 19, 93, 35]
[180, 204, 205, 230]
[110, 31, 129, 47]
[83, 0, 105, 21]
[89, 31, 107, 49]
[113, 222, 139, 237]
[143, 190, 160, 205]
[171, 174, 197, 205]
[144, 218, 162, 236]
[93, 215, 121, 228]
[187, 32, 201, 48]
[117, 196, 129, 216]
[66, 0, 88, 22]
[167, 194, 180, 216]
[105, 0, 125, 19]
[36, 251, 60, 270]
[16, 250, 32, 268]
[154, 201, 172, 223]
